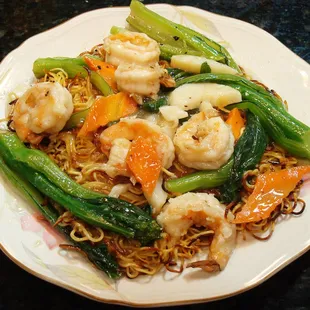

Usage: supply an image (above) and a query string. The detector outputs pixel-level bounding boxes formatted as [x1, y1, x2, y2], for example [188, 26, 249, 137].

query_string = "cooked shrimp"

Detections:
[104, 32, 160, 66]
[157, 192, 236, 270]
[115, 63, 163, 96]
[174, 112, 234, 170]
[100, 118, 175, 168]
[103, 138, 131, 178]
[103, 31, 163, 97]
[12, 82, 73, 143]
[100, 118, 175, 213]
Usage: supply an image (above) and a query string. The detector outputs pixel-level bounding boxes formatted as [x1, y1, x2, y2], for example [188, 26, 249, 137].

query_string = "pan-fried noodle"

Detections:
[79, 44, 106, 59]
[38, 130, 147, 205]
[53, 192, 215, 278]
[42, 68, 97, 112]
[3, 3, 309, 282]
[104, 227, 214, 278]
[31, 68, 306, 279]
[43, 68, 68, 87]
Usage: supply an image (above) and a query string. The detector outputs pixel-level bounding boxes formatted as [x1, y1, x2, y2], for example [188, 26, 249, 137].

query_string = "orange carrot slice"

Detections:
[226, 108, 245, 140]
[78, 92, 138, 137]
[126, 136, 162, 196]
[84, 56, 117, 91]
[233, 166, 310, 224]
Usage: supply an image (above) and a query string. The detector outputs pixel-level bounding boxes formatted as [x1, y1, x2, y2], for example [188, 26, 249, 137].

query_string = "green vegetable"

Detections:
[33, 57, 87, 78]
[200, 62, 211, 73]
[165, 158, 233, 194]
[90, 71, 113, 96]
[110, 25, 126, 35]
[176, 25, 240, 72]
[79, 243, 120, 279]
[33, 57, 113, 96]
[142, 95, 168, 112]
[0, 132, 162, 244]
[0, 154, 120, 278]
[166, 68, 192, 82]
[178, 108, 200, 125]
[0, 152, 45, 207]
[158, 44, 201, 61]
[227, 101, 310, 159]
[127, 0, 240, 72]
[142, 205, 153, 216]
[23, 168, 160, 243]
[0, 132, 103, 200]
[64, 107, 90, 130]
[220, 112, 268, 202]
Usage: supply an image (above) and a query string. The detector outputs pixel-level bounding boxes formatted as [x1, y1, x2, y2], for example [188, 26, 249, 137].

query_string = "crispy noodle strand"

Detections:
[42, 68, 98, 112]
[43, 68, 68, 87]
[55, 211, 104, 243]
[104, 227, 214, 278]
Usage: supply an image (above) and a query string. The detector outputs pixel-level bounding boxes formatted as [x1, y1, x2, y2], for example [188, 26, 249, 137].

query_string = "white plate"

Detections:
[0, 3, 310, 307]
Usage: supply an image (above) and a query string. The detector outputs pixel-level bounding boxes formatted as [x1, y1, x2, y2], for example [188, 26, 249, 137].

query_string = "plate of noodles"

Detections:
[0, 0, 310, 306]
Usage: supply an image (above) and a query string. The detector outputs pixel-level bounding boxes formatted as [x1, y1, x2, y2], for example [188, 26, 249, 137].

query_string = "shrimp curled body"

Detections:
[103, 32, 163, 97]
[115, 63, 163, 97]
[100, 118, 175, 169]
[174, 112, 234, 170]
[157, 192, 236, 270]
[13, 82, 73, 142]
[103, 138, 132, 178]
[100, 118, 175, 214]
[104, 32, 160, 67]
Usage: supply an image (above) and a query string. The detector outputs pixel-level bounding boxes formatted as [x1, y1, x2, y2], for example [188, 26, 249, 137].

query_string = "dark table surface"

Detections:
[1, 1, 310, 309]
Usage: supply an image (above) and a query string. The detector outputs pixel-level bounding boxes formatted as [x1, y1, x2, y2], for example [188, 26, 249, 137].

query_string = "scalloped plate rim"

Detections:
[0, 3, 310, 307]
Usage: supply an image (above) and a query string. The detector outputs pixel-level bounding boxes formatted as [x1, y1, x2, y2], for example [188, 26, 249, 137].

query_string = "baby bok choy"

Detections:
[220, 112, 268, 203]
[0, 154, 121, 279]
[0, 132, 162, 245]
[126, 0, 241, 72]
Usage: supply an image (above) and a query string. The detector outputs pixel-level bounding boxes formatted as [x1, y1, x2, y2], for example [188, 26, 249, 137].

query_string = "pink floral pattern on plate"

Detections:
[20, 213, 63, 249]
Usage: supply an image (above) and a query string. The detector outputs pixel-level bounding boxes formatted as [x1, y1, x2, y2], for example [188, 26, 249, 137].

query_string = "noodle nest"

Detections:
[33, 69, 306, 278]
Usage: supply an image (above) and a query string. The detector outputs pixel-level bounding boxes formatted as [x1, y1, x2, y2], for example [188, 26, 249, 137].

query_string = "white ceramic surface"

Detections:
[0, 4, 310, 307]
